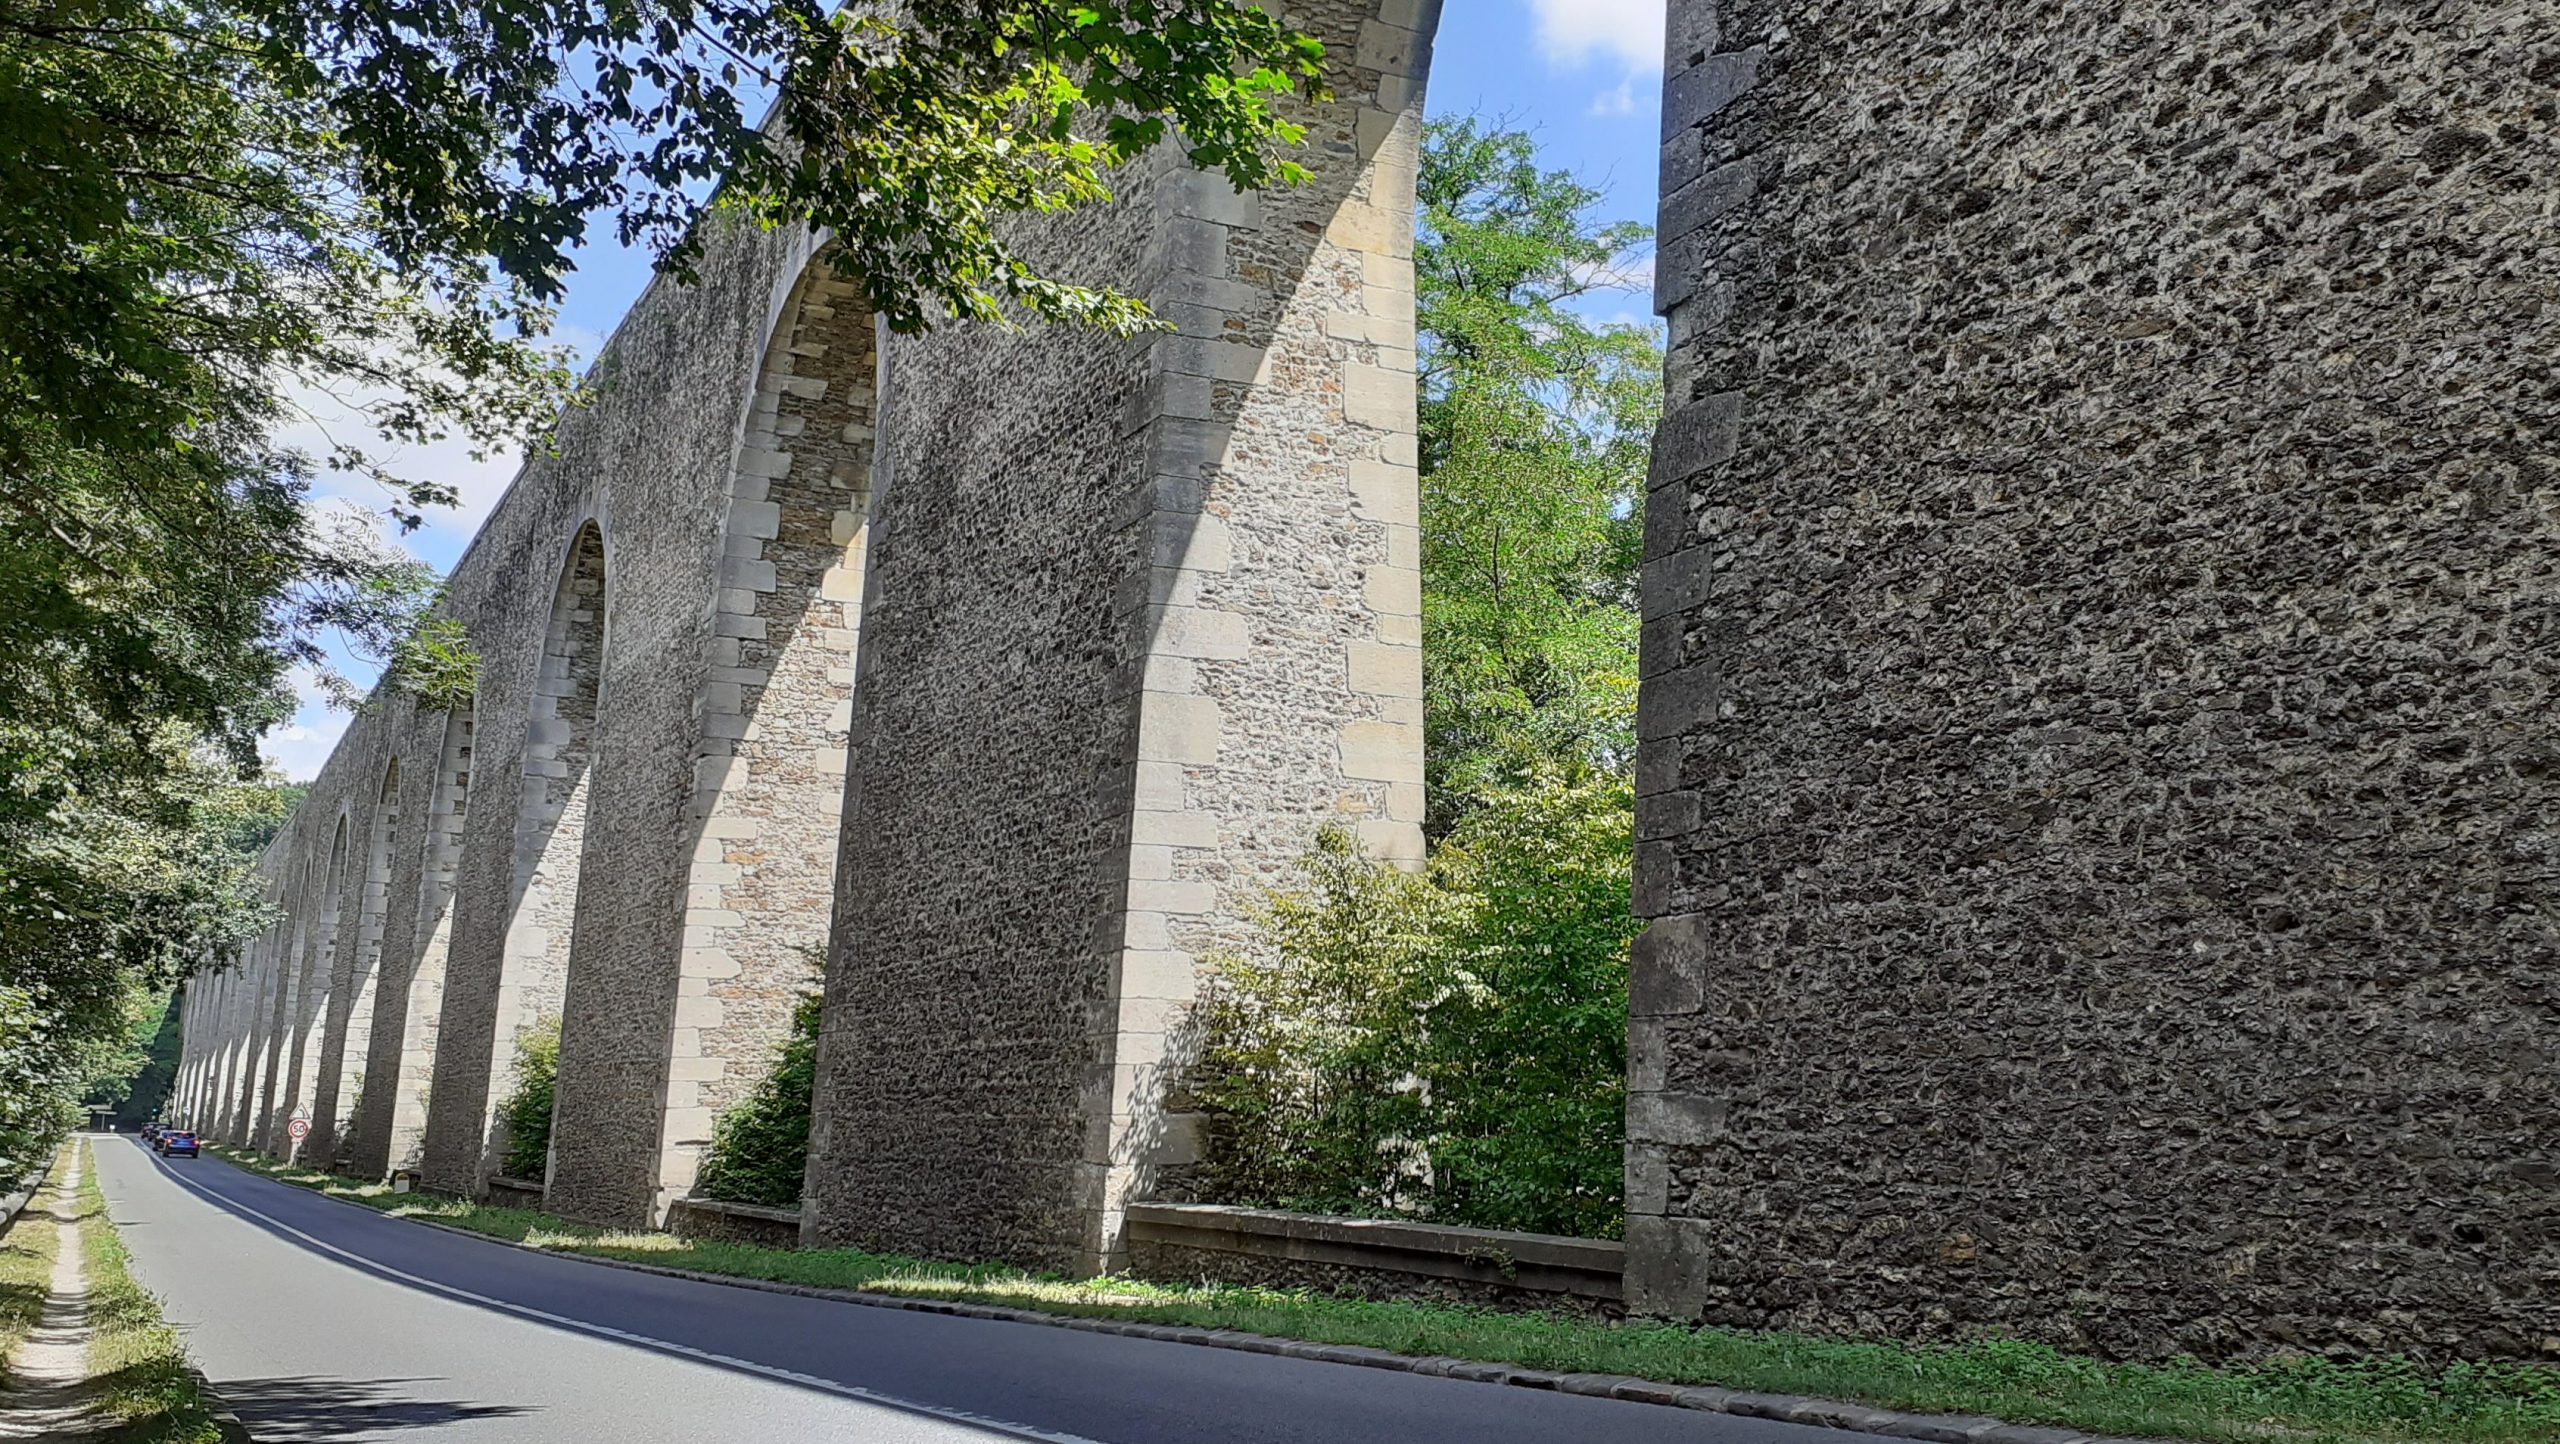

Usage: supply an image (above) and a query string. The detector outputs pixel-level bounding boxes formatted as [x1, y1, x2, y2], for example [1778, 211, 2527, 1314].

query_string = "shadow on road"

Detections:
[212, 1375, 531, 1438]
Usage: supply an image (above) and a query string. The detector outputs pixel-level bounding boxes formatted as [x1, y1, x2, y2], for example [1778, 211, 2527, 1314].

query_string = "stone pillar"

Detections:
[618, 255, 871, 1225]
[225, 932, 272, 1144]
[1626, 0, 2560, 1361]
[272, 824, 347, 1160]
[210, 955, 235, 1138]
[212, 958, 243, 1140]
[251, 908, 301, 1152]
[308, 766, 401, 1166]
[347, 705, 469, 1178]
[802, 0, 1436, 1274]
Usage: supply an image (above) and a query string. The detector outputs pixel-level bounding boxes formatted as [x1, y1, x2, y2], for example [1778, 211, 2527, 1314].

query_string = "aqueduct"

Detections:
[174, 0, 2558, 1362]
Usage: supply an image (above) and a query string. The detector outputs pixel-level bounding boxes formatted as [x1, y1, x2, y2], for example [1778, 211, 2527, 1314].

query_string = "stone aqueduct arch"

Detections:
[181, 0, 1445, 1257]
[174, 0, 2556, 1361]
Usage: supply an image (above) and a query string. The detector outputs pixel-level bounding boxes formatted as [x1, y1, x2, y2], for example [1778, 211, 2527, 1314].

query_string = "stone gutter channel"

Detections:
[402, 1215, 2156, 1444]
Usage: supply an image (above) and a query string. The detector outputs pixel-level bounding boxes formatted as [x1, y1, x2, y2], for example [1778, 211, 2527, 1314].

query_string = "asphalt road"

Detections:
[93, 1136, 1868, 1444]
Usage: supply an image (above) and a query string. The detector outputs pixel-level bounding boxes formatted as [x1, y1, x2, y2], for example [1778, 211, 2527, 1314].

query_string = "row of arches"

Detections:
[172, 241, 883, 1224]
[165, 0, 1464, 1275]
[163, 0, 1443, 1267]
[188, 714, 465, 1173]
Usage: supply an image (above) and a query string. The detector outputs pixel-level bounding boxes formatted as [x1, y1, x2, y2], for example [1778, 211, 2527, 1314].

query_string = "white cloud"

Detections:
[1589, 76, 1639, 117]
[258, 669, 353, 783]
[1570, 252, 1657, 293]
[269, 321, 605, 561]
[1526, 0, 1664, 76]
[253, 320, 604, 779]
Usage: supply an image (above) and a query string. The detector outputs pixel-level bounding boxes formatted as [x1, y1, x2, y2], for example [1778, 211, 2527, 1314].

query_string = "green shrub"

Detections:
[1198, 774, 1636, 1238]
[693, 992, 821, 1208]
[494, 1016, 559, 1181]
[1196, 831, 1445, 1219]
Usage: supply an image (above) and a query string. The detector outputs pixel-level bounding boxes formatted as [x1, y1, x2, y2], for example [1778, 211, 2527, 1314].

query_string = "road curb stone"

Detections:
[184, 1361, 254, 1443]
[353, 1208, 2181, 1443]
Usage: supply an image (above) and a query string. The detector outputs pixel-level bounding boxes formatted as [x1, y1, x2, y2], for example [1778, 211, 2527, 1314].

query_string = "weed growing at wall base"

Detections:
[207, 1143, 2560, 1444]
[1197, 779, 1637, 1239]
[692, 993, 822, 1209]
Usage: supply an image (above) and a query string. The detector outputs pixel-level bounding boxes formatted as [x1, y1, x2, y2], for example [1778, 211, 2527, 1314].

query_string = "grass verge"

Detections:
[77, 1140, 228, 1443]
[0, 1148, 69, 1385]
[202, 1142, 2560, 1444]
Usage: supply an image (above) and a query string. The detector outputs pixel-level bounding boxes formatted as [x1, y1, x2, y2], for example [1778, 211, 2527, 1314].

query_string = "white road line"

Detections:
[125, 1145, 1110, 1444]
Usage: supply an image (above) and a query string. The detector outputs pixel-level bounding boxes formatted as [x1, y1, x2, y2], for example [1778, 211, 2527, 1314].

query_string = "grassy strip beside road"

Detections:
[0, 1149, 68, 1385]
[204, 1143, 2560, 1444]
[77, 1141, 229, 1443]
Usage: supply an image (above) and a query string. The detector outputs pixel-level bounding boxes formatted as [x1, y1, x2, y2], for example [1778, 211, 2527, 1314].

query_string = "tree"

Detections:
[104, 989, 185, 1129]
[0, 764, 300, 1182]
[495, 1017, 563, 1182]
[240, 0, 1324, 335]
[1196, 778, 1637, 1238]
[1402, 776, 1634, 1236]
[693, 993, 825, 1208]
[1194, 831, 1447, 1217]
[1416, 118, 1662, 834]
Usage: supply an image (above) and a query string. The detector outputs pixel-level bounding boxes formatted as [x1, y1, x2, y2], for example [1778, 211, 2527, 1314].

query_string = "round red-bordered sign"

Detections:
[286, 1116, 310, 1141]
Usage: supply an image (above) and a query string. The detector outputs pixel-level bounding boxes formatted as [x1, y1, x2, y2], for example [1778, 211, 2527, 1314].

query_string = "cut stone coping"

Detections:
[671, 1197, 802, 1227]
[378, 1214, 2176, 1444]
[484, 1175, 546, 1206]
[1124, 1201, 1624, 1302]
[668, 1196, 804, 1248]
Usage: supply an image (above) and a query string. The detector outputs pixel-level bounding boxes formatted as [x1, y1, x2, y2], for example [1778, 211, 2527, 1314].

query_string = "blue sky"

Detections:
[262, 0, 1665, 778]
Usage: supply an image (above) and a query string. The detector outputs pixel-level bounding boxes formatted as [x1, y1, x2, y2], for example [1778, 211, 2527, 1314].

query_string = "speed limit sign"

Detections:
[286, 1115, 310, 1142]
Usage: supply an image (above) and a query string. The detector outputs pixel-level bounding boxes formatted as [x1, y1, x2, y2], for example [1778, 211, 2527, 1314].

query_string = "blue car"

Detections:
[157, 1130, 199, 1158]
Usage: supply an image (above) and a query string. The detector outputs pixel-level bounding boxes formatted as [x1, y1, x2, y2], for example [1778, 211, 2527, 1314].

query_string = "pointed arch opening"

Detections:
[483, 521, 608, 1184]
[359, 699, 473, 1176]
[310, 758, 402, 1163]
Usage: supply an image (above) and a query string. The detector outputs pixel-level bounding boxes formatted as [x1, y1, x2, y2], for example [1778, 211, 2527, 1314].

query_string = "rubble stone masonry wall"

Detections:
[799, 0, 1434, 1274]
[1628, 0, 2560, 1361]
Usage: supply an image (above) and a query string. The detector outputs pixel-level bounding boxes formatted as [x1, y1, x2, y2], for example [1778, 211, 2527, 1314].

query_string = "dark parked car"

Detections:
[157, 1130, 198, 1158]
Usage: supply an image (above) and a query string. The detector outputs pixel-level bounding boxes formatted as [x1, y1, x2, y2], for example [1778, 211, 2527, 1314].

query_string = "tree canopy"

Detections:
[1415, 116, 1661, 834]
[0, 766, 298, 1181]
[242, 0, 1325, 334]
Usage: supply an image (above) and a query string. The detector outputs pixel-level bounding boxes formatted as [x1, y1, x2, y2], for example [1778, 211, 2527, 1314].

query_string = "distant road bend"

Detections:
[90, 1136, 1877, 1443]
